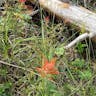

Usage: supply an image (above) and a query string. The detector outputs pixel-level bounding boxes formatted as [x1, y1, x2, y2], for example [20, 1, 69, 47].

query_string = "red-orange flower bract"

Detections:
[36, 57, 59, 77]
[19, 0, 26, 3]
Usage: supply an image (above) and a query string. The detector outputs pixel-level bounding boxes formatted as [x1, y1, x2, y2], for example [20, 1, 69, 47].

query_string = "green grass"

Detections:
[0, 0, 96, 96]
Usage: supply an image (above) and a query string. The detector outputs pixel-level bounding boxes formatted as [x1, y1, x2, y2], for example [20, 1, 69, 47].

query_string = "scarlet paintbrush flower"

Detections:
[44, 16, 49, 23]
[44, 16, 50, 26]
[19, 0, 26, 3]
[36, 57, 59, 77]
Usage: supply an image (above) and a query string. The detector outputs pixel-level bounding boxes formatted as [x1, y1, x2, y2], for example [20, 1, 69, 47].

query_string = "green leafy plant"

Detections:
[78, 70, 92, 80]
[71, 58, 85, 68]
[0, 82, 12, 96]
[36, 78, 62, 96]
[76, 42, 87, 53]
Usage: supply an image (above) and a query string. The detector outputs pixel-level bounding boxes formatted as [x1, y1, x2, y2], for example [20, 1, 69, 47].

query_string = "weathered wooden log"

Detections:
[36, 0, 96, 48]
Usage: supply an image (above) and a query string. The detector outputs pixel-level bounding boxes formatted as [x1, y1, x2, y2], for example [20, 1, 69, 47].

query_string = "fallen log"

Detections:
[34, 0, 96, 48]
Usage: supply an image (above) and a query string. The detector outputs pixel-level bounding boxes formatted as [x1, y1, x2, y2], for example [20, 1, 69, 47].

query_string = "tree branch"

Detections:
[37, 0, 96, 48]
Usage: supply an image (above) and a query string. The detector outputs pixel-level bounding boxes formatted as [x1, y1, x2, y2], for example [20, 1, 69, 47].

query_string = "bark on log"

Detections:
[36, 0, 96, 48]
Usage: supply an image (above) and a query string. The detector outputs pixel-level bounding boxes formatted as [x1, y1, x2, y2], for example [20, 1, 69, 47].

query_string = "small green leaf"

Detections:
[22, 14, 31, 20]
[0, 69, 8, 76]
[55, 47, 65, 56]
